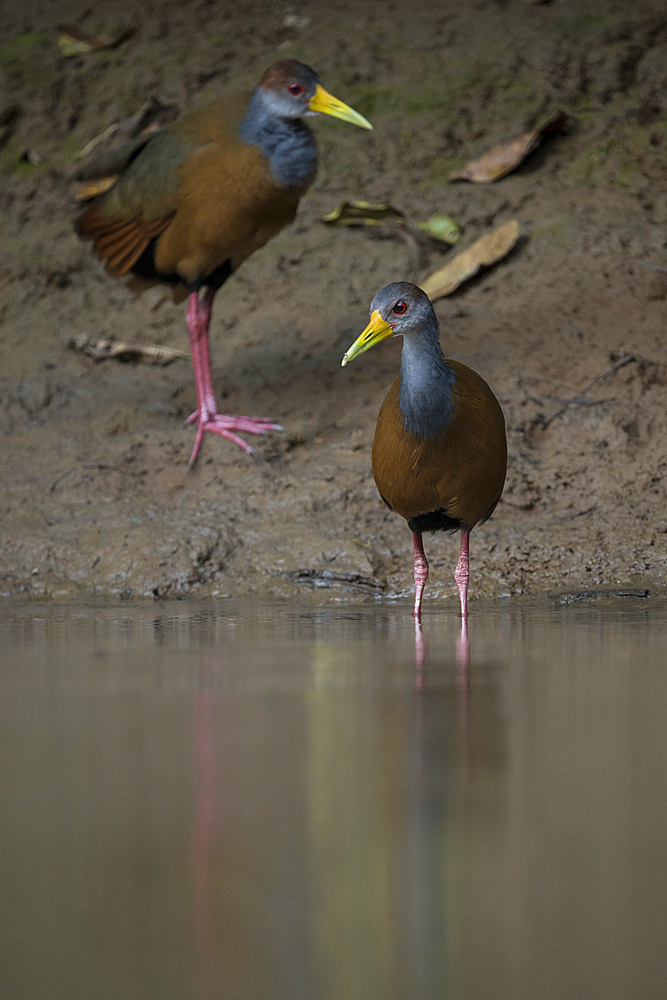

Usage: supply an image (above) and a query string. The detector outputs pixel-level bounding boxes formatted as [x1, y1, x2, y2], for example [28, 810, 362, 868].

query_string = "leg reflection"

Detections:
[415, 617, 426, 688]
[193, 682, 216, 1000]
[456, 614, 470, 671]
[456, 614, 471, 709]
[415, 610, 470, 687]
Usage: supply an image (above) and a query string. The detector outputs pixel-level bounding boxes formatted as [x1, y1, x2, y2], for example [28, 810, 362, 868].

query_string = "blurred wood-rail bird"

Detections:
[75, 59, 372, 465]
[342, 282, 507, 621]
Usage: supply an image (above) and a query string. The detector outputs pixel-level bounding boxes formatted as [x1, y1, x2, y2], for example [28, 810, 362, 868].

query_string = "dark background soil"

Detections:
[1, 0, 667, 604]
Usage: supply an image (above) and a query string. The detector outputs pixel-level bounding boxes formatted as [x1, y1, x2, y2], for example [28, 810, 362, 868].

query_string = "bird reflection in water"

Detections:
[414, 611, 470, 691]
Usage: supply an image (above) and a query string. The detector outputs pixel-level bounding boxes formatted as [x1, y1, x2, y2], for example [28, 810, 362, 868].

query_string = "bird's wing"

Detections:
[74, 132, 160, 183]
[76, 206, 175, 277]
[74, 129, 196, 277]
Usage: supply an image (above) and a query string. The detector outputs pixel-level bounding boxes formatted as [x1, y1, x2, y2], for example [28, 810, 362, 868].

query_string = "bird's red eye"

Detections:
[393, 300, 408, 314]
[287, 81, 305, 96]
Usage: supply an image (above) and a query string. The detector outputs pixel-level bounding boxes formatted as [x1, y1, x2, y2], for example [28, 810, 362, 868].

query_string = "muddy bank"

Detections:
[2, 0, 667, 603]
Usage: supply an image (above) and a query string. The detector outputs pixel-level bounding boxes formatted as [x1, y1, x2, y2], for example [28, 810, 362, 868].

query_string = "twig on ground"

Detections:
[549, 588, 650, 603]
[635, 260, 667, 276]
[284, 569, 385, 591]
[541, 353, 638, 429]
[48, 468, 76, 492]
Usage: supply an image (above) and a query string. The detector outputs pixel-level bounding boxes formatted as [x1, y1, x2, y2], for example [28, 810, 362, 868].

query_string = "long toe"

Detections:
[187, 411, 284, 465]
[211, 414, 284, 434]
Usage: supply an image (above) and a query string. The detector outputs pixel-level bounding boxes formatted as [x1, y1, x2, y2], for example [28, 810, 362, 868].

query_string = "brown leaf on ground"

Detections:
[322, 201, 405, 227]
[118, 95, 180, 139]
[73, 176, 117, 200]
[75, 96, 179, 164]
[420, 219, 519, 300]
[68, 335, 186, 365]
[57, 23, 135, 57]
[75, 96, 180, 168]
[449, 112, 567, 183]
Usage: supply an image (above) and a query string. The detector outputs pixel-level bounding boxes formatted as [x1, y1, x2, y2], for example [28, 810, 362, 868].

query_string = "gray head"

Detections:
[256, 60, 321, 119]
[342, 281, 454, 438]
[341, 282, 439, 366]
[370, 282, 437, 336]
[255, 60, 372, 128]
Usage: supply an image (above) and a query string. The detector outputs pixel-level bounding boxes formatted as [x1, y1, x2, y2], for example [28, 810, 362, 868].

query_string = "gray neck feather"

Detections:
[239, 90, 318, 190]
[398, 323, 456, 439]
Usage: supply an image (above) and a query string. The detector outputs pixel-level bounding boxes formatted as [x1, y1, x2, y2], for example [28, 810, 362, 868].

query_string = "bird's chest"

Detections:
[159, 143, 303, 278]
[371, 381, 455, 517]
[189, 143, 298, 226]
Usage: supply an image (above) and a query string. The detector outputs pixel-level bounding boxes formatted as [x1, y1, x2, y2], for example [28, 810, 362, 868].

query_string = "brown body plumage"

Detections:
[76, 95, 309, 296]
[372, 362, 506, 531]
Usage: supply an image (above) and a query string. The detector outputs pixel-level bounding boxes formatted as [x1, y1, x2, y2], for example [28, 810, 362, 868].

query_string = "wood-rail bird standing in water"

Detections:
[75, 59, 372, 466]
[342, 282, 507, 624]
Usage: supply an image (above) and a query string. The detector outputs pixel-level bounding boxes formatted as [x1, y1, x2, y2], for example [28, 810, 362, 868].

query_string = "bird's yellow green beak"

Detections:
[341, 310, 393, 367]
[309, 84, 373, 130]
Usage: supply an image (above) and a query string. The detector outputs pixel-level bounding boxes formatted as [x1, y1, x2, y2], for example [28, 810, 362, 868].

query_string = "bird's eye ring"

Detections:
[392, 300, 408, 314]
[287, 81, 305, 96]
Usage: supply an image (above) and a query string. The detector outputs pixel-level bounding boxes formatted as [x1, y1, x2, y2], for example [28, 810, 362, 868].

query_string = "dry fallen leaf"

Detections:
[449, 112, 566, 183]
[417, 215, 461, 245]
[75, 96, 179, 166]
[117, 95, 180, 139]
[420, 219, 519, 300]
[76, 124, 119, 161]
[69, 335, 186, 365]
[57, 23, 135, 58]
[73, 176, 117, 200]
[322, 201, 405, 227]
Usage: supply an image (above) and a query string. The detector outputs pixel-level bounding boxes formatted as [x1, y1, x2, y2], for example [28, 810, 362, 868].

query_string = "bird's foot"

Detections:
[186, 412, 284, 466]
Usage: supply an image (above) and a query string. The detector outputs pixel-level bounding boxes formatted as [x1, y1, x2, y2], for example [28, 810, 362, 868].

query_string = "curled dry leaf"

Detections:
[420, 219, 519, 300]
[417, 215, 461, 244]
[75, 96, 179, 162]
[73, 176, 117, 200]
[117, 95, 180, 139]
[57, 23, 135, 58]
[69, 335, 186, 365]
[322, 201, 405, 227]
[76, 124, 119, 161]
[449, 111, 567, 183]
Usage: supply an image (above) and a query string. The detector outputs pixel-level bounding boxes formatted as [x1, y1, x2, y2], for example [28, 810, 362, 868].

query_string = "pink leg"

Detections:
[412, 531, 429, 621]
[185, 289, 284, 467]
[454, 529, 470, 620]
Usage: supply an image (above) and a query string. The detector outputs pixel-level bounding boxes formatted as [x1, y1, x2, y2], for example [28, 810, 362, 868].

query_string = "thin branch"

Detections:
[635, 260, 667, 276]
[541, 353, 638, 429]
[48, 467, 76, 493]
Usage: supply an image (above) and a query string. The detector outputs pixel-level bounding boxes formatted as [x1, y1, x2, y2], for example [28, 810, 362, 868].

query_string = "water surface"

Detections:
[1, 595, 666, 1000]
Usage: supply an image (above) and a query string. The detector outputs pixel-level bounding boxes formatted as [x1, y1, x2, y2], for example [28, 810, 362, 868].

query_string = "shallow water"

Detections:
[1, 595, 666, 1000]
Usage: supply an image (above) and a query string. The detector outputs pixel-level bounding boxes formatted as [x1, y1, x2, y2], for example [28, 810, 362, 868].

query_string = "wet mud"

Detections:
[2, 0, 667, 602]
